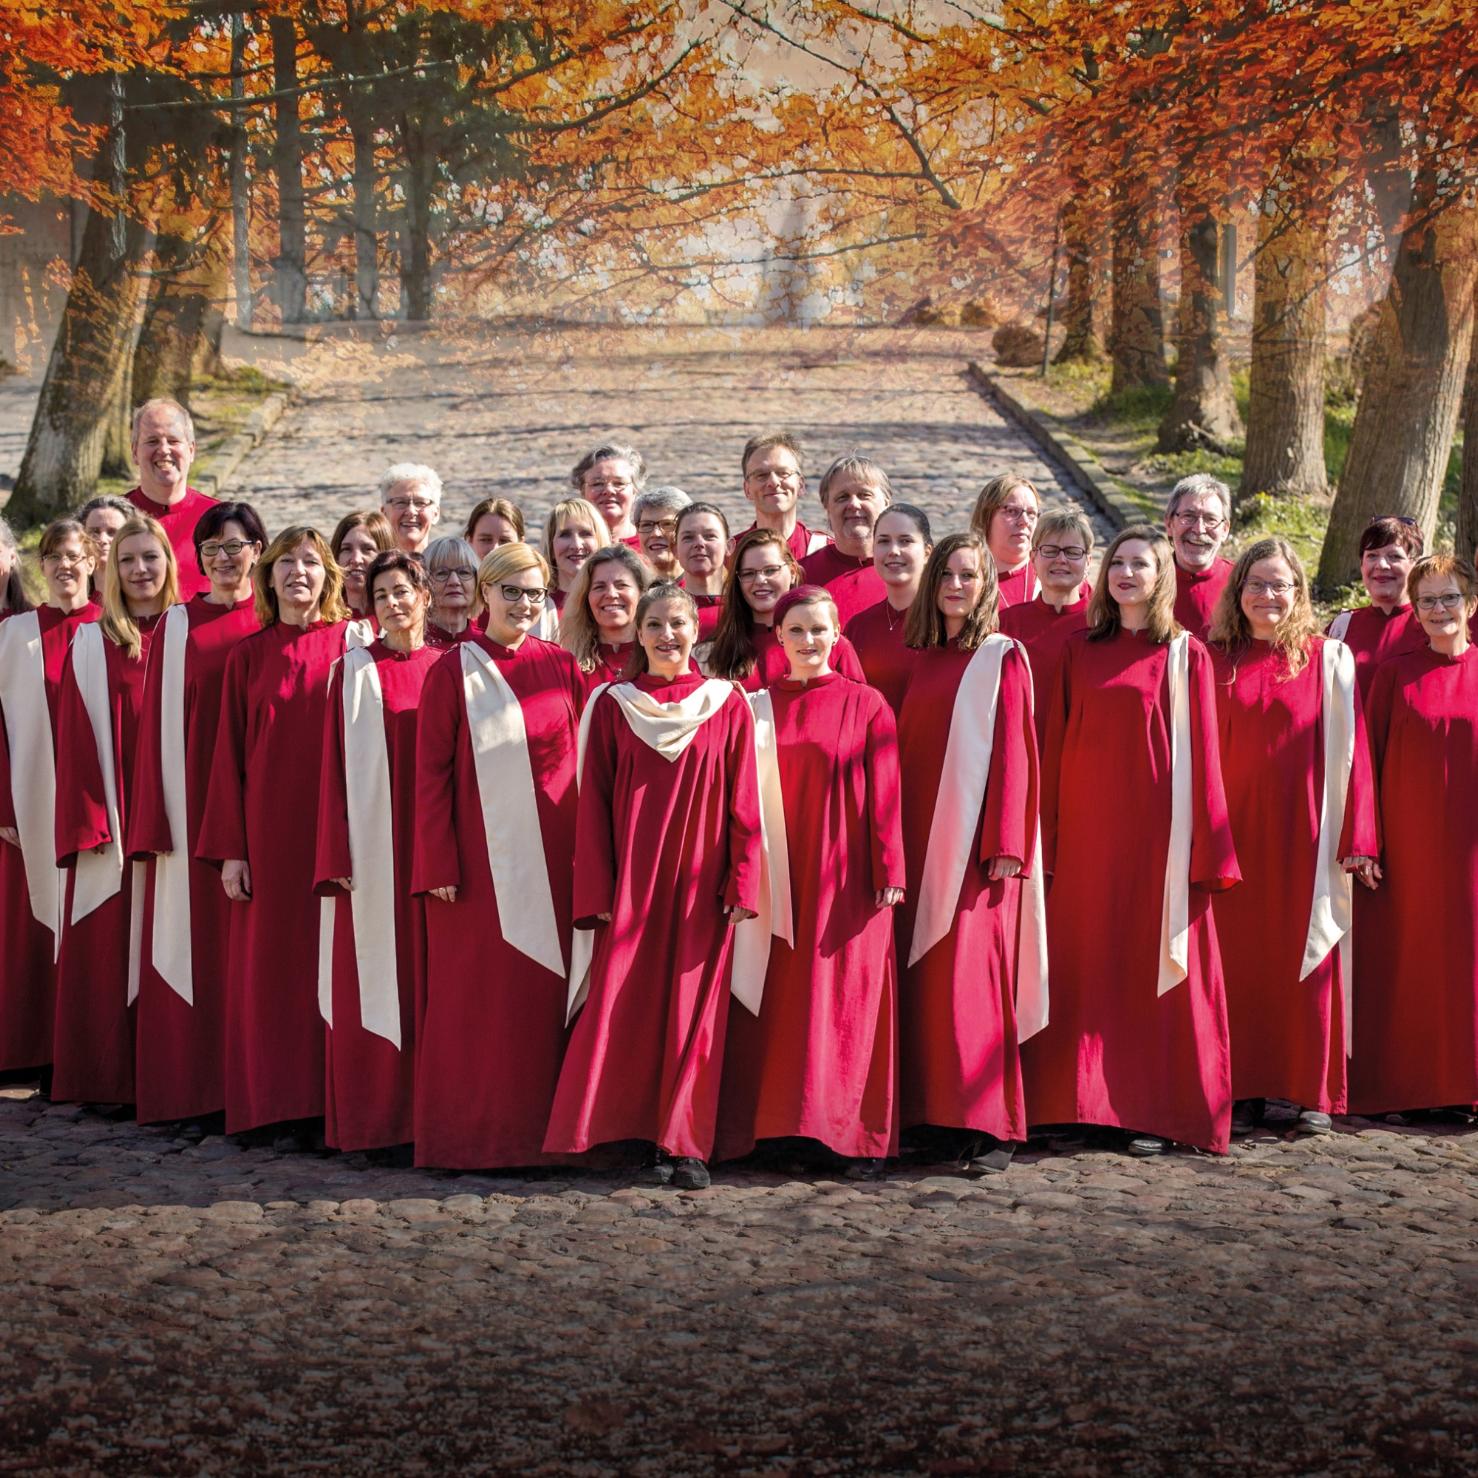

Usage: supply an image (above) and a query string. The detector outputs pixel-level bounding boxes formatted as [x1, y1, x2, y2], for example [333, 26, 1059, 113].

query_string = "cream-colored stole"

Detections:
[1156, 632, 1194, 995]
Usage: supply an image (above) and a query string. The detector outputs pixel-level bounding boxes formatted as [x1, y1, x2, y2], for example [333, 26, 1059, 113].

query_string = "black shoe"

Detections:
[643, 1149, 674, 1185]
[844, 1157, 886, 1181]
[1231, 1098, 1264, 1135]
[965, 1140, 1016, 1175]
[670, 1157, 710, 1190]
[1125, 1133, 1169, 1158]
[1294, 1109, 1333, 1137]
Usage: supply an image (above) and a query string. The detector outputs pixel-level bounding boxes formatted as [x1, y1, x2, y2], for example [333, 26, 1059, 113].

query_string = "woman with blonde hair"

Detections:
[196, 525, 358, 1137]
[1207, 538, 1378, 1136]
[1024, 525, 1240, 1157]
[559, 544, 651, 691]
[543, 497, 612, 618]
[49, 517, 180, 1103]
[970, 472, 1042, 609]
[0, 519, 99, 1076]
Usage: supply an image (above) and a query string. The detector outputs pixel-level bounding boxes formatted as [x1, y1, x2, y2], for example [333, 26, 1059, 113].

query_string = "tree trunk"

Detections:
[350, 111, 378, 319]
[400, 133, 433, 320]
[1317, 170, 1478, 589]
[270, 15, 307, 324]
[1456, 321, 1478, 566]
[1158, 207, 1243, 452]
[133, 215, 229, 406]
[1054, 197, 1107, 365]
[1241, 172, 1329, 500]
[1109, 167, 1167, 394]
[230, 11, 252, 330]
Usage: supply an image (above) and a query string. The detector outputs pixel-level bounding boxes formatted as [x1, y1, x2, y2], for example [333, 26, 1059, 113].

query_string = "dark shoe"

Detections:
[966, 1140, 1016, 1175]
[1231, 1098, 1264, 1135]
[1125, 1134, 1170, 1158]
[1295, 1109, 1333, 1137]
[845, 1157, 886, 1181]
[643, 1149, 674, 1185]
[670, 1157, 710, 1190]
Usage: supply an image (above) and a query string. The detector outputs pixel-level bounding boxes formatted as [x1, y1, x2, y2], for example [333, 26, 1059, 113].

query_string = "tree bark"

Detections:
[230, 11, 252, 330]
[400, 127, 434, 320]
[270, 15, 307, 324]
[1158, 207, 1243, 452]
[1317, 170, 1478, 589]
[1456, 321, 1478, 566]
[133, 215, 229, 406]
[1241, 171, 1329, 500]
[1054, 197, 1107, 365]
[350, 111, 378, 319]
[1109, 166, 1167, 394]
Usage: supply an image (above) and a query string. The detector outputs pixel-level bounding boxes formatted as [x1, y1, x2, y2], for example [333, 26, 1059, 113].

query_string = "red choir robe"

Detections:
[800, 545, 887, 626]
[126, 487, 216, 600]
[1350, 646, 1478, 1114]
[1210, 638, 1378, 1113]
[1173, 557, 1234, 639]
[735, 520, 830, 563]
[897, 639, 1041, 1142]
[49, 614, 163, 1102]
[314, 641, 439, 1151]
[844, 602, 917, 715]
[0, 602, 100, 1072]
[1024, 629, 1240, 1151]
[196, 619, 353, 1133]
[995, 562, 1036, 610]
[412, 634, 584, 1168]
[1325, 604, 1427, 701]
[126, 595, 261, 1123]
[424, 619, 476, 652]
[690, 592, 724, 642]
[737, 628, 867, 693]
[580, 640, 636, 695]
[1001, 594, 1091, 746]
[544, 673, 762, 1162]
[716, 675, 905, 1161]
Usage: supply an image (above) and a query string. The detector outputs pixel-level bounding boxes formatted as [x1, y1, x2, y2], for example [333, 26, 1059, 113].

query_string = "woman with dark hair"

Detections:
[195, 525, 357, 1137]
[845, 503, 932, 714]
[1325, 515, 1429, 698]
[464, 496, 525, 560]
[0, 515, 32, 619]
[77, 495, 136, 598]
[50, 518, 181, 1104]
[331, 510, 395, 628]
[895, 533, 1044, 1173]
[1024, 525, 1240, 1157]
[559, 544, 651, 691]
[0, 520, 100, 1076]
[127, 500, 266, 1124]
[314, 551, 438, 1152]
[1207, 538, 1378, 1136]
[545, 583, 762, 1190]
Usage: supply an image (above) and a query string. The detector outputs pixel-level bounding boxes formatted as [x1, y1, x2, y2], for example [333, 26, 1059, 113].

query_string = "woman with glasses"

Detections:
[845, 504, 933, 715]
[1351, 554, 1478, 1121]
[970, 472, 1043, 610]
[560, 545, 652, 693]
[1164, 474, 1235, 639]
[1207, 539, 1378, 1137]
[570, 442, 643, 545]
[413, 543, 585, 1169]
[1325, 516, 1429, 699]
[314, 552, 438, 1153]
[1024, 525, 1240, 1158]
[422, 536, 481, 650]
[378, 464, 442, 556]
[0, 520, 100, 1078]
[633, 487, 690, 582]
[127, 503, 266, 1125]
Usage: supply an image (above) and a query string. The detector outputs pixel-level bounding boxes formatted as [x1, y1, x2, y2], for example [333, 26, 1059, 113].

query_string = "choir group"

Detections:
[1, 399, 1474, 1189]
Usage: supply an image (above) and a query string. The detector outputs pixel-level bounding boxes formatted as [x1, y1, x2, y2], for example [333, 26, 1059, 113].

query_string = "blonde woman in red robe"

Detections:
[542, 497, 612, 624]
[897, 533, 1045, 1174]
[844, 503, 932, 715]
[196, 526, 358, 1139]
[412, 543, 584, 1170]
[559, 544, 651, 693]
[1024, 525, 1240, 1157]
[0, 520, 100, 1077]
[127, 502, 265, 1125]
[544, 583, 762, 1190]
[717, 586, 905, 1177]
[1207, 538, 1379, 1136]
[50, 518, 180, 1104]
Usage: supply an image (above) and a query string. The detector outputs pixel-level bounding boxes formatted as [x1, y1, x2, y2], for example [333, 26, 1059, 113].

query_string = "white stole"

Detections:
[1300, 639, 1358, 1056]
[68, 623, 124, 922]
[907, 635, 1049, 1039]
[533, 604, 560, 642]
[0, 611, 65, 954]
[1326, 610, 1353, 642]
[151, 603, 195, 1003]
[730, 688, 794, 1016]
[346, 617, 377, 650]
[804, 530, 831, 557]
[1156, 632, 1194, 995]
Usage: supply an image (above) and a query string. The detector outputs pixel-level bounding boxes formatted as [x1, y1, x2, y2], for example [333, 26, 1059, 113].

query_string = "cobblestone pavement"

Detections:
[2, 1086, 1475, 1473]
[220, 322, 1115, 545]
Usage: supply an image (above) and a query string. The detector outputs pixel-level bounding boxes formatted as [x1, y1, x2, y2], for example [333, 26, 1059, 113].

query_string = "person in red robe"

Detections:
[799, 454, 889, 625]
[331, 509, 394, 626]
[413, 543, 585, 1169]
[970, 472, 1042, 609]
[50, 519, 180, 1104]
[315, 552, 438, 1152]
[633, 487, 690, 582]
[1164, 473, 1234, 638]
[422, 536, 481, 650]
[379, 463, 443, 557]
[1324, 515, 1428, 700]
[0, 514, 32, 620]
[1351, 553, 1478, 1118]
[465, 497, 526, 563]
[125, 399, 216, 600]
[78, 495, 135, 602]
[733, 431, 830, 562]
[717, 586, 904, 1174]
[710, 529, 866, 691]
[542, 498, 612, 625]
[1025, 523, 1240, 1156]
[897, 533, 1044, 1173]
[126, 503, 266, 1125]
[559, 544, 652, 693]
[0, 520, 101, 1077]
[545, 582, 763, 1190]
[571, 442, 644, 545]
[1001, 508, 1096, 744]
[675, 502, 729, 644]
[1206, 538, 1379, 1134]
[196, 525, 358, 1139]
[844, 504, 932, 715]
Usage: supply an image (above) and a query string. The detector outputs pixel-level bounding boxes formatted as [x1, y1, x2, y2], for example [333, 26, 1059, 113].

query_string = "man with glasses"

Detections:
[734, 431, 830, 562]
[127, 398, 217, 598]
[379, 463, 443, 556]
[1165, 473, 1234, 638]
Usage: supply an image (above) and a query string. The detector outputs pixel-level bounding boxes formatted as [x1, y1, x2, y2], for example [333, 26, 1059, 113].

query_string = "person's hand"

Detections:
[986, 855, 1023, 881]
[333, 877, 353, 892]
[877, 887, 904, 908]
[596, 911, 612, 923]
[430, 885, 458, 904]
[1342, 855, 1382, 890]
[726, 905, 758, 924]
[222, 859, 252, 901]
[0, 826, 18, 848]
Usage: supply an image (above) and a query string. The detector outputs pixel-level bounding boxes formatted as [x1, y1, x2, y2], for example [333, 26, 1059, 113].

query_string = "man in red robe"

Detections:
[800, 454, 889, 625]
[732, 431, 830, 562]
[1166, 474, 1233, 638]
[126, 400, 216, 600]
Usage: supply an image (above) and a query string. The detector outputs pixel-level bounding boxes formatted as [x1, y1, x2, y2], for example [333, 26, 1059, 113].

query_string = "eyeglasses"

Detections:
[637, 519, 678, 537]
[200, 539, 254, 560]
[1245, 579, 1295, 596]
[1174, 512, 1225, 530]
[736, 564, 786, 583]
[1037, 544, 1086, 561]
[492, 584, 548, 605]
[429, 569, 475, 585]
[41, 550, 89, 568]
[1415, 592, 1466, 613]
[996, 507, 1039, 524]
[744, 469, 800, 485]
[385, 496, 436, 514]
[586, 479, 633, 494]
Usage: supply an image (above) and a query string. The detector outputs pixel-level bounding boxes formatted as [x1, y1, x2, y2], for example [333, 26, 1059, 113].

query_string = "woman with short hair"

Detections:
[845, 503, 932, 714]
[633, 486, 691, 581]
[559, 544, 651, 691]
[570, 442, 644, 544]
[331, 510, 395, 625]
[970, 472, 1042, 609]
[1325, 515, 1429, 699]
[674, 502, 729, 643]
[423, 536, 481, 650]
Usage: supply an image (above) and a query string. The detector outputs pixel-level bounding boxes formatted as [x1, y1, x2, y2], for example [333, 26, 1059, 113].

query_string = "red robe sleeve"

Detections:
[53, 643, 114, 868]
[1187, 639, 1240, 893]
[194, 642, 251, 867]
[125, 626, 173, 858]
[1362, 662, 1398, 856]
[720, 693, 762, 913]
[410, 652, 463, 896]
[1337, 668, 1381, 859]
[313, 659, 352, 896]
[980, 646, 1039, 871]
[863, 690, 906, 894]
[571, 691, 620, 926]
[835, 635, 866, 683]
[1038, 635, 1074, 879]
